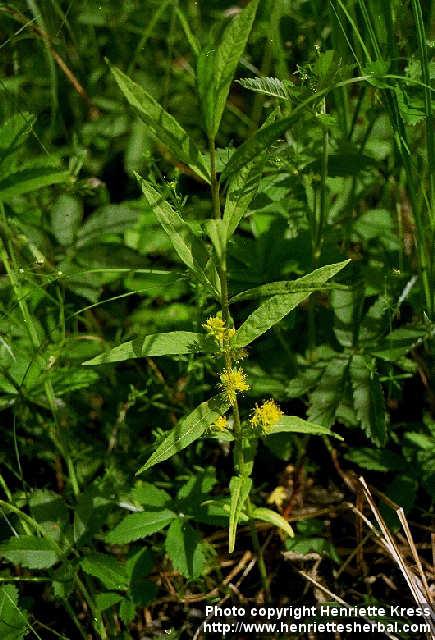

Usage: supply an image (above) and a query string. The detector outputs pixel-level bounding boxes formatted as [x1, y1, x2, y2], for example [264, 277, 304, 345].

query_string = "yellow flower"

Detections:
[202, 315, 225, 337]
[202, 315, 235, 347]
[250, 399, 283, 433]
[268, 486, 288, 510]
[219, 367, 250, 402]
[214, 415, 228, 431]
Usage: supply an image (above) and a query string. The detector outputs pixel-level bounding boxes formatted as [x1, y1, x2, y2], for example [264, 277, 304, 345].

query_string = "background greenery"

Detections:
[0, 0, 433, 638]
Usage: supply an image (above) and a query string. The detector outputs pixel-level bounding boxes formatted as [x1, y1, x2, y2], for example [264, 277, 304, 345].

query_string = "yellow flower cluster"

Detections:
[213, 415, 228, 431]
[250, 399, 283, 433]
[202, 315, 235, 347]
[219, 367, 250, 403]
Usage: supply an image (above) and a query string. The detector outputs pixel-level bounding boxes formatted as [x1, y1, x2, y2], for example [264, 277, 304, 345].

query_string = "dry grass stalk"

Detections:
[358, 477, 435, 640]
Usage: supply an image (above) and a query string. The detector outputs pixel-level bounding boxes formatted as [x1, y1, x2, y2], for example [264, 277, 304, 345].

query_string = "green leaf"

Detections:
[119, 598, 136, 625]
[345, 448, 404, 472]
[0, 536, 58, 570]
[233, 261, 349, 347]
[331, 287, 356, 348]
[129, 482, 172, 508]
[106, 510, 176, 544]
[220, 117, 291, 182]
[307, 357, 350, 428]
[136, 177, 219, 296]
[234, 291, 308, 347]
[0, 112, 35, 167]
[237, 76, 289, 99]
[231, 261, 350, 302]
[285, 536, 340, 563]
[0, 585, 28, 640]
[252, 507, 294, 538]
[28, 490, 68, 541]
[269, 415, 343, 439]
[81, 553, 128, 591]
[350, 354, 387, 446]
[51, 195, 83, 246]
[94, 592, 123, 612]
[0, 166, 69, 200]
[83, 331, 215, 365]
[222, 109, 278, 242]
[221, 105, 319, 182]
[110, 65, 210, 182]
[76, 202, 141, 247]
[29, 490, 68, 526]
[228, 475, 252, 553]
[136, 394, 230, 474]
[165, 519, 207, 580]
[52, 564, 76, 599]
[197, 0, 259, 137]
[223, 157, 264, 241]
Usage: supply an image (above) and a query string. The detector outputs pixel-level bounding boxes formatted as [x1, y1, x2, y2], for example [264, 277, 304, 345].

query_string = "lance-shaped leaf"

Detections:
[268, 415, 343, 439]
[229, 474, 252, 553]
[221, 93, 323, 182]
[111, 65, 210, 182]
[83, 331, 216, 365]
[223, 153, 264, 241]
[137, 177, 220, 296]
[251, 507, 294, 538]
[350, 354, 387, 446]
[233, 260, 350, 347]
[106, 509, 176, 544]
[197, 0, 259, 138]
[137, 394, 230, 474]
[0, 166, 70, 201]
[231, 260, 351, 302]
[234, 291, 310, 347]
[223, 109, 277, 241]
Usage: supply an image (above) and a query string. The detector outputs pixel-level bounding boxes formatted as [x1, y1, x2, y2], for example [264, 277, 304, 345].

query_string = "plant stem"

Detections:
[247, 498, 271, 602]
[209, 136, 269, 600]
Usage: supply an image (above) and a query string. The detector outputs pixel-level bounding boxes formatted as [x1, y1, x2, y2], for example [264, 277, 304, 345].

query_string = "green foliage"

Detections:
[197, 0, 260, 138]
[0, 0, 433, 636]
[0, 536, 59, 570]
[229, 474, 252, 553]
[111, 65, 210, 182]
[136, 395, 230, 473]
[165, 518, 208, 580]
[0, 586, 28, 640]
[84, 331, 216, 365]
[105, 510, 176, 544]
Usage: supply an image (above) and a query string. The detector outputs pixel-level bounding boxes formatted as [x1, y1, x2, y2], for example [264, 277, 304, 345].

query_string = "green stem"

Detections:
[209, 136, 269, 600]
[247, 498, 271, 602]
